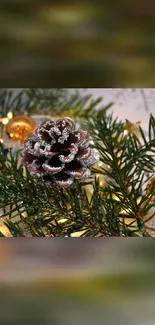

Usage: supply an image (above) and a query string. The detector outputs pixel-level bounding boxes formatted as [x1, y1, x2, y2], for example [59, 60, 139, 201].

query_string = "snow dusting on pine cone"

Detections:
[21, 118, 99, 187]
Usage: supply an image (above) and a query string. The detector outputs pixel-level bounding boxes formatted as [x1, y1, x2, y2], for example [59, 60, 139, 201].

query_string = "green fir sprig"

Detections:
[0, 96, 154, 236]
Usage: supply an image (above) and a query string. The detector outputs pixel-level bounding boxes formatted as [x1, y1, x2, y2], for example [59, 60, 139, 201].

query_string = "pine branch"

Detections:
[0, 88, 111, 122]
[88, 111, 155, 236]
[0, 93, 155, 237]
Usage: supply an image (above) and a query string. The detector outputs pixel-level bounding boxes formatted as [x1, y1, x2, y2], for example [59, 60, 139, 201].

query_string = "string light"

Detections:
[0, 111, 13, 125]
[59, 218, 68, 224]
[7, 111, 13, 120]
[0, 224, 11, 236]
[98, 161, 103, 167]
[0, 112, 13, 146]
[2, 118, 9, 125]
[71, 230, 86, 237]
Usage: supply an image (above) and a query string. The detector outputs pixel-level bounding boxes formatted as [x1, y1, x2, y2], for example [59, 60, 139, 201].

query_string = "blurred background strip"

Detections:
[1, 239, 155, 324]
[1, 0, 155, 86]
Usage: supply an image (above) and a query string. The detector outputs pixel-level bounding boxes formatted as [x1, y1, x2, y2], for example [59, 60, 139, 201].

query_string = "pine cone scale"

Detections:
[76, 148, 91, 161]
[22, 118, 99, 187]
[59, 153, 75, 163]
[22, 151, 37, 165]
[42, 162, 65, 174]
[65, 167, 90, 179]
[54, 171, 73, 186]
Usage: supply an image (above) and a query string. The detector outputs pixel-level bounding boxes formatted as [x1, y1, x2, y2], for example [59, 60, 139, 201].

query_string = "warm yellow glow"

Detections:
[112, 194, 121, 201]
[119, 217, 137, 227]
[10, 133, 14, 138]
[0, 225, 11, 236]
[137, 197, 142, 204]
[2, 118, 9, 125]
[0, 138, 3, 143]
[59, 218, 67, 224]
[7, 111, 13, 119]
[123, 130, 128, 136]
[107, 153, 113, 160]
[98, 161, 103, 167]
[119, 208, 131, 215]
[21, 211, 27, 218]
[71, 230, 86, 237]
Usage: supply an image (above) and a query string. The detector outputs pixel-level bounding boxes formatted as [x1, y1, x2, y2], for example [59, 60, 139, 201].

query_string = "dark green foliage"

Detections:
[0, 88, 71, 116]
[0, 88, 111, 119]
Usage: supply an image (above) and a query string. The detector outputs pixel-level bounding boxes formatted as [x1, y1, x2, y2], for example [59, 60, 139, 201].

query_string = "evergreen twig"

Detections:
[0, 90, 155, 237]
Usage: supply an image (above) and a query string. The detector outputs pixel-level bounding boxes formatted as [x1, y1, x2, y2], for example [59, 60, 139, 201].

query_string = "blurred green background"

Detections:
[1, 0, 155, 86]
[1, 239, 155, 324]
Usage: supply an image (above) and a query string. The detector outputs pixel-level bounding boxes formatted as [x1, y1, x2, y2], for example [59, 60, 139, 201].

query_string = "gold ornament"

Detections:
[6, 115, 36, 144]
[123, 119, 141, 136]
[146, 177, 155, 202]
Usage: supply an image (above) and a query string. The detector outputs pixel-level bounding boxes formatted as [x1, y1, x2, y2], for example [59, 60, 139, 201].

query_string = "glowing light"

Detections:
[2, 118, 9, 125]
[0, 139, 3, 143]
[0, 225, 11, 236]
[98, 161, 103, 167]
[21, 211, 27, 218]
[71, 230, 85, 237]
[7, 111, 13, 120]
[112, 194, 121, 201]
[137, 197, 142, 204]
[123, 130, 128, 136]
[119, 208, 131, 215]
[59, 218, 67, 224]
[10, 133, 14, 138]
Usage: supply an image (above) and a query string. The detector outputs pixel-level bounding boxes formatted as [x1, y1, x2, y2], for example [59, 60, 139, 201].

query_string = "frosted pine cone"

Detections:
[21, 118, 99, 187]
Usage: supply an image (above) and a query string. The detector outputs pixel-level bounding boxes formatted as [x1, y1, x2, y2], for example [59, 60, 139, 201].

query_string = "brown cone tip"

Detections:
[21, 118, 99, 187]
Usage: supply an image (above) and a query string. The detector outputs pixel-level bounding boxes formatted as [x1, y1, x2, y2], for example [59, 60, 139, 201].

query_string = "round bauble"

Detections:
[6, 115, 36, 144]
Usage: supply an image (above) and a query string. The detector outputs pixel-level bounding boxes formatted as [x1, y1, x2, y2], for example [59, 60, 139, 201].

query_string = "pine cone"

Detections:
[21, 118, 99, 187]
